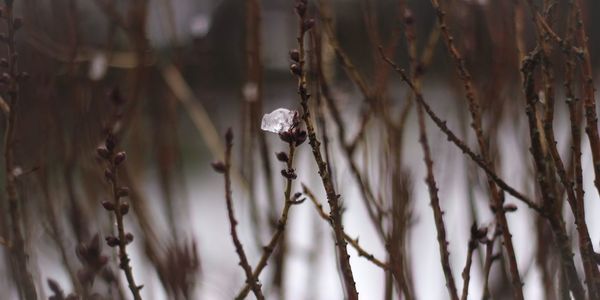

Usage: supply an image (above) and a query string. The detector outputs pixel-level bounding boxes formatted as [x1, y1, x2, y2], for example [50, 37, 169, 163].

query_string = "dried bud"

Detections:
[125, 233, 134, 244]
[281, 169, 297, 180]
[120, 202, 130, 214]
[104, 169, 114, 181]
[114, 152, 126, 165]
[289, 49, 300, 62]
[279, 131, 294, 144]
[290, 63, 302, 77]
[294, 130, 307, 146]
[404, 9, 414, 25]
[101, 200, 115, 211]
[96, 147, 110, 159]
[13, 18, 22, 30]
[293, 192, 302, 200]
[105, 236, 119, 247]
[117, 187, 130, 198]
[503, 203, 518, 212]
[470, 223, 488, 242]
[225, 128, 233, 145]
[211, 161, 226, 173]
[105, 134, 117, 151]
[276, 152, 289, 162]
[295, 2, 306, 16]
[302, 19, 315, 32]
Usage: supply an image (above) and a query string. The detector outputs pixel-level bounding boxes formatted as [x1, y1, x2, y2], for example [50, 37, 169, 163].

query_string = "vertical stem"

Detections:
[294, 3, 358, 298]
[3, 1, 38, 298]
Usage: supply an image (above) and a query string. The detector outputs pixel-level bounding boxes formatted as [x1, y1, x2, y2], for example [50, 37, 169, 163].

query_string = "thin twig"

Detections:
[98, 136, 143, 300]
[379, 49, 541, 214]
[293, 1, 358, 298]
[428, 1, 524, 297]
[3, 1, 38, 298]
[217, 129, 264, 300]
[302, 184, 389, 270]
[236, 133, 301, 300]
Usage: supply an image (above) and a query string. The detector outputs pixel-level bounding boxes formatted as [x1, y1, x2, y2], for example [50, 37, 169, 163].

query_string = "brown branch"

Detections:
[317, 0, 370, 98]
[215, 129, 264, 300]
[97, 136, 142, 300]
[520, 52, 585, 299]
[460, 224, 479, 300]
[379, 49, 541, 214]
[293, 1, 358, 298]
[412, 55, 459, 300]
[3, 2, 38, 298]
[302, 184, 389, 270]
[236, 132, 302, 300]
[428, 1, 524, 297]
[481, 236, 498, 300]
[526, 0, 600, 296]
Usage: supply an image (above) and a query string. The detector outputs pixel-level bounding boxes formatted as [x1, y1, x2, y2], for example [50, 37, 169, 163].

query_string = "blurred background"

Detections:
[1, 0, 600, 299]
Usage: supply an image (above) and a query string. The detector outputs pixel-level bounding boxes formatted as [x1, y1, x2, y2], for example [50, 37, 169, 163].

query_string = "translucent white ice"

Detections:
[261, 108, 296, 133]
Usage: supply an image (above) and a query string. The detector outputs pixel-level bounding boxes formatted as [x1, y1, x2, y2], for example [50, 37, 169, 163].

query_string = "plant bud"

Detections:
[125, 233, 134, 244]
[295, 2, 306, 16]
[96, 147, 110, 159]
[281, 169, 297, 180]
[120, 202, 130, 214]
[105, 236, 119, 247]
[276, 152, 289, 162]
[104, 169, 114, 181]
[404, 9, 414, 25]
[302, 19, 315, 32]
[101, 200, 115, 211]
[114, 152, 126, 165]
[211, 161, 226, 173]
[279, 131, 294, 144]
[503, 203, 518, 212]
[294, 130, 307, 146]
[289, 49, 300, 62]
[105, 134, 117, 151]
[290, 63, 302, 77]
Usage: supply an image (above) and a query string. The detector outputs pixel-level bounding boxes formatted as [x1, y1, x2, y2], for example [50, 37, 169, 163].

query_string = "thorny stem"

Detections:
[525, 0, 600, 297]
[565, 0, 600, 293]
[460, 229, 477, 300]
[2, 1, 38, 299]
[220, 129, 265, 300]
[294, 3, 358, 299]
[521, 52, 585, 299]
[379, 50, 541, 214]
[302, 184, 389, 270]
[428, 1, 524, 298]
[412, 55, 459, 300]
[101, 143, 142, 300]
[236, 141, 299, 300]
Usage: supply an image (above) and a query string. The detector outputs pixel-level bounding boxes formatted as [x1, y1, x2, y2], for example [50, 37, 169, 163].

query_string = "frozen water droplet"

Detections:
[261, 108, 296, 133]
